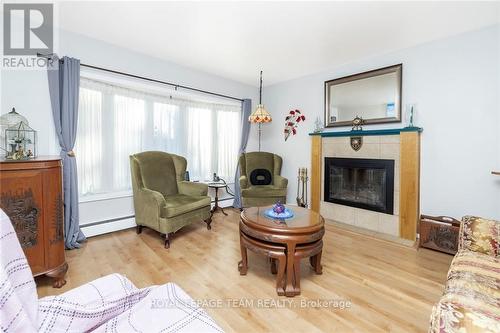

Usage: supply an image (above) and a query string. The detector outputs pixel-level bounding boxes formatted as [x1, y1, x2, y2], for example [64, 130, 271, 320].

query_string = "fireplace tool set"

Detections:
[296, 168, 308, 208]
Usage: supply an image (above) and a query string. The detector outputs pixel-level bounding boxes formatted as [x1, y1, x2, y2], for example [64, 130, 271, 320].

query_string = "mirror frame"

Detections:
[324, 64, 402, 128]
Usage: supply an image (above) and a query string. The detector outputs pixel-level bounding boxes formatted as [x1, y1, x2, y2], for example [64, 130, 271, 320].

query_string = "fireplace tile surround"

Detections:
[310, 128, 422, 242]
[322, 135, 401, 237]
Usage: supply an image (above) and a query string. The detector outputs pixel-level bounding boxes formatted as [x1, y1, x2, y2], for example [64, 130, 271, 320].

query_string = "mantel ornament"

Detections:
[352, 116, 364, 131]
[350, 136, 363, 151]
[349, 116, 364, 151]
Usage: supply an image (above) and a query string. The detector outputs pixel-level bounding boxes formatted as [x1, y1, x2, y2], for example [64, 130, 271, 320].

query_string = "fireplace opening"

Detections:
[324, 157, 395, 214]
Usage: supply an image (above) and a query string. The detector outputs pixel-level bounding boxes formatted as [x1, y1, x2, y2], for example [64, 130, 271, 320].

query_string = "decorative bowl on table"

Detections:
[264, 202, 294, 220]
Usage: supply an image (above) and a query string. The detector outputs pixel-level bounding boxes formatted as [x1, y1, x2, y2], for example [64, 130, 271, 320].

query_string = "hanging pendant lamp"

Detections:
[248, 71, 272, 151]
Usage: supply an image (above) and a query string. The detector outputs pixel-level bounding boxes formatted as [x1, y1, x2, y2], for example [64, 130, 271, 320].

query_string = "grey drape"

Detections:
[232, 99, 252, 208]
[47, 56, 86, 249]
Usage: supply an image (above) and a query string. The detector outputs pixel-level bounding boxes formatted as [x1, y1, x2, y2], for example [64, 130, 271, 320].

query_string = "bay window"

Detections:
[75, 76, 242, 198]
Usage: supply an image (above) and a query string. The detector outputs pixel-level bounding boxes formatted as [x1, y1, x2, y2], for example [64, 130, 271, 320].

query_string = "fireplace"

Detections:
[324, 157, 395, 214]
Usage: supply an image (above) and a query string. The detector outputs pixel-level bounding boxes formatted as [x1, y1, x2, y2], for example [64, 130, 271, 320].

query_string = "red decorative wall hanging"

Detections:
[284, 109, 305, 141]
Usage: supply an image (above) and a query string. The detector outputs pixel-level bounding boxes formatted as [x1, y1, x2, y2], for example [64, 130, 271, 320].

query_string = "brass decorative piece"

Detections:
[350, 136, 363, 151]
[296, 168, 308, 208]
[0, 189, 39, 247]
[352, 116, 364, 131]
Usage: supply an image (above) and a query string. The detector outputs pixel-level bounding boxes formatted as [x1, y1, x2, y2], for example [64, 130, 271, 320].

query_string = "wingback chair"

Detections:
[239, 152, 288, 207]
[130, 151, 212, 249]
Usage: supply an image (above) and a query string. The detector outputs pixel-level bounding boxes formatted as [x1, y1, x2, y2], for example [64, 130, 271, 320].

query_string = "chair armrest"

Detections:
[239, 175, 249, 189]
[274, 175, 288, 189]
[458, 215, 500, 256]
[141, 188, 165, 205]
[178, 181, 208, 196]
[137, 188, 166, 216]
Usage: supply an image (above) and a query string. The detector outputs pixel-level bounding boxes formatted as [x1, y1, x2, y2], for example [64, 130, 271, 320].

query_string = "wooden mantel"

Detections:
[309, 127, 423, 138]
[310, 127, 422, 242]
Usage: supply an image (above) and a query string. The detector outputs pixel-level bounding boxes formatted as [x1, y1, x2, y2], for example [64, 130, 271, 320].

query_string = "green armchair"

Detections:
[130, 151, 212, 249]
[239, 152, 288, 207]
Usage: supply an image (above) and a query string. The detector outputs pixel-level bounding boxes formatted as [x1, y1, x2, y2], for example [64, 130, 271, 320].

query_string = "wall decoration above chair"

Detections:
[284, 109, 306, 141]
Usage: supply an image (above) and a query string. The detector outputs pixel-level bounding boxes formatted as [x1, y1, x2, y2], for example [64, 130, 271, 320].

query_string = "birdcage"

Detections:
[5, 121, 37, 160]
[0, 107, 28, 157]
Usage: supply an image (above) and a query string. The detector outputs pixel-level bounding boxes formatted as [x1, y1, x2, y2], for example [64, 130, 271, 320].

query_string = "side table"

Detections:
[207, 182, 228, 216]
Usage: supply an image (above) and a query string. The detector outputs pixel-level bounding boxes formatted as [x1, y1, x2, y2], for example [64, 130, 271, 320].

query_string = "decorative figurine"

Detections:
[352, 116, 364, 131]
[408, 105, 415, 127]
[272, 201, 286, 214]
[264, 201, 294, 220]
[313, 116, 324, 133]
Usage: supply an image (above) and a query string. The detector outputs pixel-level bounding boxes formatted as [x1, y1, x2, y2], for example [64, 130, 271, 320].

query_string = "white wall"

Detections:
[262, 25, 500, 220]
[1, 28, 258, 232]
[2, 23, 498, 232]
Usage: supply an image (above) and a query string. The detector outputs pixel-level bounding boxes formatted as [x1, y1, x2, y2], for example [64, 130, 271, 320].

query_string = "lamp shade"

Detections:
[248, 104, 272, 123]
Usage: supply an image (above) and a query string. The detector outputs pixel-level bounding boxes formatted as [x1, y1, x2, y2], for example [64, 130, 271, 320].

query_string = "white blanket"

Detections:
[0, 209, 223, 333]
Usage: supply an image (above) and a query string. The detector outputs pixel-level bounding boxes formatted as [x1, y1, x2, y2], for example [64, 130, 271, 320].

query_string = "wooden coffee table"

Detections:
[238, 206, 325, 297]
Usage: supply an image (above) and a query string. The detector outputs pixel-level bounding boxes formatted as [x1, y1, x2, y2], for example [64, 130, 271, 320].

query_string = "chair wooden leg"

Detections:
[164, 233, 171, 249]
[204, 217, 212, 230]
[136, 225, 142, 234]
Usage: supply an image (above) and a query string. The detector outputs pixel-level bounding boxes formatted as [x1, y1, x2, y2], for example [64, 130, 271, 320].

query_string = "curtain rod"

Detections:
[37, 53, 244, 102]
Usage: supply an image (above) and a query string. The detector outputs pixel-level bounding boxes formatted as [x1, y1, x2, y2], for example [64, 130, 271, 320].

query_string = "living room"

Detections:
[1, 1, 499, 332]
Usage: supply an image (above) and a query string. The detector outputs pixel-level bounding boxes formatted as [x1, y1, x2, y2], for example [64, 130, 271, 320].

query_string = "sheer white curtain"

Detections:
[186, 105, 213, 181]
[75, 77, 242, 198]
[113, 95, 145, 190]
[75, 88, 103, 195]
[216, 106, 241, 180]
[153, 102, 183, 155]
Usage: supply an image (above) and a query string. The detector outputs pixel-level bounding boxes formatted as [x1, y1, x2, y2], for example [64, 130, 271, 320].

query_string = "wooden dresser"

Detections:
[0, 156, 68, 288]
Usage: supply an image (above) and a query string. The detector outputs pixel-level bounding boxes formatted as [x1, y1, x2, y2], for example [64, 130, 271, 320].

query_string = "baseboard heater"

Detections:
[81, 198, 234, 238]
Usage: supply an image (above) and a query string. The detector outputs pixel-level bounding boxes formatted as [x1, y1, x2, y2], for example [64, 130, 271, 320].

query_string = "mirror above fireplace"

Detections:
[324, 64, 402, 128]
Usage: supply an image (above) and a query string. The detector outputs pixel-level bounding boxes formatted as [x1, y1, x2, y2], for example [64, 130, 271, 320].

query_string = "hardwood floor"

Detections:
[37, 208, 453, 332]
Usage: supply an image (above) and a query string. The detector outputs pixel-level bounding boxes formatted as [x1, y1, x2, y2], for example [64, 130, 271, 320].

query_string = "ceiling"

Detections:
[57, 1, 500, 86]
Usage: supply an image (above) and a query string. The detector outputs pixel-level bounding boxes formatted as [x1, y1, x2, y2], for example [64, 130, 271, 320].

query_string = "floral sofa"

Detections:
[430, 216, 500, 333]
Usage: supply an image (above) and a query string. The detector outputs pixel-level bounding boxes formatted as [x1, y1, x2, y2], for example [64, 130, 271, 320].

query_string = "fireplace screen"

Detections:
[324, 157, 394, 214]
